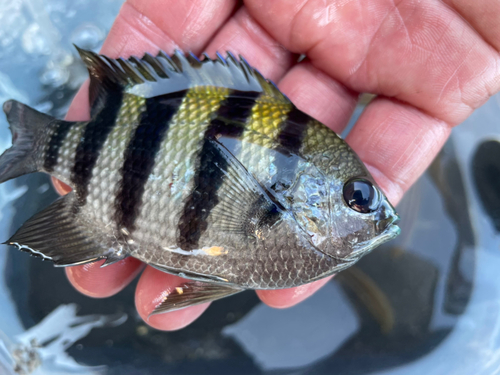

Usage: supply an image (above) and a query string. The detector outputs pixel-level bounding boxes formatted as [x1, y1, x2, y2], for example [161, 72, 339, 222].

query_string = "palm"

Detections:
[59, 0, 500, 330]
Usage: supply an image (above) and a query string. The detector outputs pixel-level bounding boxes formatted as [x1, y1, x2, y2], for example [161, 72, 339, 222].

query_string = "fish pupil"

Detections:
[343, 179, 379, 213]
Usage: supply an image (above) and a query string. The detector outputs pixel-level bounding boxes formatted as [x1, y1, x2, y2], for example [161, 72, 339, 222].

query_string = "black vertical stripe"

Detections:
[71, 90, 123, 205]
[43, 120, 74, 173]
[177, 90, 260, 250]
[271, 107, 310, 191]
[114, 91, 187, 233]
[275, 107, 310, 156]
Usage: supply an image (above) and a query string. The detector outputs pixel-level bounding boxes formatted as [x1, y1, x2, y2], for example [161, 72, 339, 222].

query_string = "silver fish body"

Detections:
[0, 47, 400, 313]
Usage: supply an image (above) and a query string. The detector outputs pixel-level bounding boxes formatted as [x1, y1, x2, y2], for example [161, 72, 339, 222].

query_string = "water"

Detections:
[1, 304, 126, 375]
[0, 1, 500, 374]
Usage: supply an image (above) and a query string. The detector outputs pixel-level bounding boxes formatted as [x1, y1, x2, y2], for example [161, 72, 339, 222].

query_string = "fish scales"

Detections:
[131, 86, 229, 248]
[238, 96, 293, 188]
[86, 94, 146, 227]
[43, 120, 73, 173]
[71, 88, 124, 206]
[147, 218, 340, 289]
[50, 122, 86, 184]
[131, 96, 337, 289]
[114, 92, 186, 234]
[46, 94, 147, 228]
[0, 48, 400, 314]
[176, 90, 261, 250]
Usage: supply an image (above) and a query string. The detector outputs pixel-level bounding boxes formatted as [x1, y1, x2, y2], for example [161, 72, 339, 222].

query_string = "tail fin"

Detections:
[0, 100, 56, 184]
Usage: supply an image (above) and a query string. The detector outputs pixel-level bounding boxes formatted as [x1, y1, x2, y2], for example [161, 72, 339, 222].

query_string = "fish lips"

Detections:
[345, 209, 401, 262]
[313, 200, 401, 264]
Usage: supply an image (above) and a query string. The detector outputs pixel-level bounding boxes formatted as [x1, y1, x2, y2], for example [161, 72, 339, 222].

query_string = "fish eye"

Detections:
[343, 178, 380, 213]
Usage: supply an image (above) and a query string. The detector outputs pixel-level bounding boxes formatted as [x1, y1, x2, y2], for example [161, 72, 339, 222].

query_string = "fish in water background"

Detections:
[0, 47, 399, 314]
[1, 1, 500, 374]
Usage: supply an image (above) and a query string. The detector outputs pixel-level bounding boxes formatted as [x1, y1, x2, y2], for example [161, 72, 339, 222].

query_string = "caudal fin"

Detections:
[0, 100, 56, 184]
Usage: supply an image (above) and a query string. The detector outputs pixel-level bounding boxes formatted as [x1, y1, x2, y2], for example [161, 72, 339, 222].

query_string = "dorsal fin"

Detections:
[76, 46, 125, 117]
[75, 46, 290, 117]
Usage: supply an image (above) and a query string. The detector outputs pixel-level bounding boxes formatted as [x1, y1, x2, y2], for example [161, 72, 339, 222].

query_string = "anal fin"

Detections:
[150, 282, 243, 316]
[5, 192, 121, 266]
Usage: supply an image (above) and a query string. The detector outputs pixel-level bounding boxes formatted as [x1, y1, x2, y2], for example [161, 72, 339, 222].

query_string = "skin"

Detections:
[53, 0, 500, 331]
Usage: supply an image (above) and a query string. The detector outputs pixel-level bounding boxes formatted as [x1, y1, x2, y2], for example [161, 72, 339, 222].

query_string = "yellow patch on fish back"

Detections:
[175, 287, 184, 295]
[182, 87, 230, 123]
[242, 97, 292, 148]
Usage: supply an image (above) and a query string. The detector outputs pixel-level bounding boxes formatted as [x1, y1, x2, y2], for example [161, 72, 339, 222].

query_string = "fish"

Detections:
[0, 47, 400, 314]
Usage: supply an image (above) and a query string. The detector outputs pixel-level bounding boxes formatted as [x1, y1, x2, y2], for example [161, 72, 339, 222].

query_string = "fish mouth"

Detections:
[306, 220, 401, 283]
[343, 218, 401, 261]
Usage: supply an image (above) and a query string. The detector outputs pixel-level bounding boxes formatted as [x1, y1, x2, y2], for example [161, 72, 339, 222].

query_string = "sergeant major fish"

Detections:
[0, 47, 400, 314]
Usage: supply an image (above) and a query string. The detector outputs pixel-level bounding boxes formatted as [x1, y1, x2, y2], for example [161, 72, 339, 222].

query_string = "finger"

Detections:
[135, 266, 209, 331]
[277, 61, 358, 133]
[66, 258, 144, 298]
[257, 276, 333, 308]
[102, 0, 238, 58]
[245, 0, 500, 125]
[204, 7, 295, 82]
[346, 97, 451, 205]
[65, 0, 239, 299]
[51, 176, 72, 195]
[443, 0, 500, 52]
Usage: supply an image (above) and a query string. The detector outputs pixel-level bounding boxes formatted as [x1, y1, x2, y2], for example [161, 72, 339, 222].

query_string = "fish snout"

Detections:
[375, 200, 400, 233]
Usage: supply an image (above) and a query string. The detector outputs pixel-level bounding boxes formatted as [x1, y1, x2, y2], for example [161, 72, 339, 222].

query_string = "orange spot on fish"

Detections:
[203, 246, 227, 256]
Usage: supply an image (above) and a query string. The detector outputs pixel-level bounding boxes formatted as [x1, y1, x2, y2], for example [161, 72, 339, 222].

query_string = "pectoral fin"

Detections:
[150, 282, 243, 316]
[208, 139, 285, 236]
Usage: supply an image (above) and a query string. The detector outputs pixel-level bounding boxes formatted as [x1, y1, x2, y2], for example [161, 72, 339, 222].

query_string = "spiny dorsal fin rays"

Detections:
[74, 45, 290, 104]
[141, 53, 169, 78]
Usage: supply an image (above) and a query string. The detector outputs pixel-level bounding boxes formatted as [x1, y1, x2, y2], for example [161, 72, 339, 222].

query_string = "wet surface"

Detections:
[473, 140, 500, 233]
[1, 1, 500, 374]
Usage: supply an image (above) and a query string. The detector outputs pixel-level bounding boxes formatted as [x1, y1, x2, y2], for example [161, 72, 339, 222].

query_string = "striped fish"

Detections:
[0, 47, 400, 314]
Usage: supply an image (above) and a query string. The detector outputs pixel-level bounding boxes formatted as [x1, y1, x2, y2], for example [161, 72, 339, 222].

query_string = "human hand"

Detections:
[56, 0, 500, 330]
